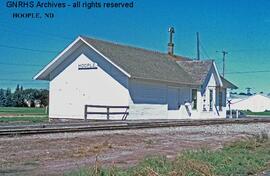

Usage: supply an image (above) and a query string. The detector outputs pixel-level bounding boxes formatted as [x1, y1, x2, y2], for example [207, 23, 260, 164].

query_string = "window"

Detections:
[209, 89, 213, 111]
[203, 94, 207, 111]
[219, 92, 223, 111]
[191, 89, 197, 110]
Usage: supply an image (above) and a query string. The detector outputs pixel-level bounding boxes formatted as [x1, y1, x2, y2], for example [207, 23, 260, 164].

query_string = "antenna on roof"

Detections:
[168, 27, 175, 55]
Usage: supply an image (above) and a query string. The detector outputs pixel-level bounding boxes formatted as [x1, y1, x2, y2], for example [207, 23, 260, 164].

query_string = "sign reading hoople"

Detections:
[78, 63, 98, 70]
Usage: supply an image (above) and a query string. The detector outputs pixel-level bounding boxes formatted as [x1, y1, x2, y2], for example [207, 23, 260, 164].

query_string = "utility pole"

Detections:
[196, 32, 200, 60]
[246, 87, 252, 95]
[216, 50, 228, 77]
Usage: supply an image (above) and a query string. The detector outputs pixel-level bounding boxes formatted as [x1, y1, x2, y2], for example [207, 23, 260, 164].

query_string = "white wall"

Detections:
[191, 72, 226, 119]
[168, 87, 191, 119]
[128, 79, 168, 119]
[127, 79, 193, 120]
[124, 71, 226, 120]
[47, 43, 227, 120]
[49, 45, 129, 119]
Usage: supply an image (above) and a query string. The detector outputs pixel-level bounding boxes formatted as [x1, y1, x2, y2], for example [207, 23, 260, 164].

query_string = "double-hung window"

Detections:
[191, 89, 197, 110]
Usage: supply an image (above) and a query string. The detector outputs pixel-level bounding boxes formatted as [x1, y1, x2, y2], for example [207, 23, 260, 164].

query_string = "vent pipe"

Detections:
[168, 27, 175, 55]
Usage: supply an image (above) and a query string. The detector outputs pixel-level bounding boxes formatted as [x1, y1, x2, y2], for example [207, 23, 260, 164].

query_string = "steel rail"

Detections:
[0, 118, 269, 136]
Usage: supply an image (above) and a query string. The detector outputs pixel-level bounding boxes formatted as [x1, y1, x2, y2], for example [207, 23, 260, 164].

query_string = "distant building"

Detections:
[231, 94, 270, 112]
[34, 100, 41, 108]
[24, 99, 41, 108]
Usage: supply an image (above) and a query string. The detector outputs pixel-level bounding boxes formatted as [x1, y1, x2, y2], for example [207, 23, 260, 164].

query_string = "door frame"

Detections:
[167, 86, 180, 110]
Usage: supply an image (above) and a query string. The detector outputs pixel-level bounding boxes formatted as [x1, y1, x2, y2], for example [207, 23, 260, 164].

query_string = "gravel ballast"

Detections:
[0, 122, 269, 176]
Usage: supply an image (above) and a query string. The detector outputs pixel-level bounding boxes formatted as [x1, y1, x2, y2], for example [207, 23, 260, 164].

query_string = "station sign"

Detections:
[78, 62, 98, 70]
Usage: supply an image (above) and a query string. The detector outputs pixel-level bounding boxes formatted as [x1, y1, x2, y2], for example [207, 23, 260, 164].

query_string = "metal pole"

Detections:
[84, 105, 87, 121]
[107, 107, 110, 120]
[196, 32, 200, 60]
[222, 51, 225, 77]
[216, 50, 228, 77]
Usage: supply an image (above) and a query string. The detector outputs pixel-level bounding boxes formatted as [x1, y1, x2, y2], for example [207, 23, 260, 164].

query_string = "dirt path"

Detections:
[0, 123, 269, 176]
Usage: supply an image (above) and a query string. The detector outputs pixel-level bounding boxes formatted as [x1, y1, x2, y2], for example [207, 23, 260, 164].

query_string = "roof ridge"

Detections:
[176, 59, 213, 63]
[80, 35, 189, 59]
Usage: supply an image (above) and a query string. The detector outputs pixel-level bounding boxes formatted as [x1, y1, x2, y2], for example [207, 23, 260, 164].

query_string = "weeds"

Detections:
[66, 134, 270, 176]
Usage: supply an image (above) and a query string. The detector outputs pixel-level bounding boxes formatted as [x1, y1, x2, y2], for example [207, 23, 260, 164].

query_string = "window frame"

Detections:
[219, 91, 223, 111]
[191, 89, 197, 110]
[209, 89, 213, 111]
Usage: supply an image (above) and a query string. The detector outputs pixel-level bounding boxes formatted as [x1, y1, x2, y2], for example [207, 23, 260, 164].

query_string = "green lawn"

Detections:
[0, 116, 48, 123]
[0, 107, 48, 124]
[66, 134, 270, 176]
[0, 107, 47, 115]
[242, 110, 270, 116]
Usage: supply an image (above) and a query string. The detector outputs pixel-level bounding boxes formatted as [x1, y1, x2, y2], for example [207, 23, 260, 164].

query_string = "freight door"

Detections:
[168, 87, 179, 110]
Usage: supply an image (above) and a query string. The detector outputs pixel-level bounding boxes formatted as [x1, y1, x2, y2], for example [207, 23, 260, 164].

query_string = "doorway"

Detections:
[168, 87, 179, 110]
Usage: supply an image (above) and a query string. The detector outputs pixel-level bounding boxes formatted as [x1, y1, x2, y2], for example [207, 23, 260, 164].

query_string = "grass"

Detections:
[0, 107, 48, 123]
[243, 110, 270, 116]
[0, 116, 48, 123]
[66, 133, 270, 176]
[0, 107, 47, 115]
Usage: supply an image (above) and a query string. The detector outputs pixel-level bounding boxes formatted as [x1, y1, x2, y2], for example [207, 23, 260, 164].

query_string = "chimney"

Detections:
[168, 27, 175, 55]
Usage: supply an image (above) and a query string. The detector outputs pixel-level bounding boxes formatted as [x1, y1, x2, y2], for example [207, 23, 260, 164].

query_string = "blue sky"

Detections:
[0, 0, 270, 93]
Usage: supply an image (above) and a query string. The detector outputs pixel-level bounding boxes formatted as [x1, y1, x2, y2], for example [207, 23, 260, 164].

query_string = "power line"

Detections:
[0, 44, 58, 53]
[226, 70, 270, 74]
[229, 48, 270, 52]
[0, 82, 48, 86]
[1, 72, 37, 75]
[0, 78, 47, 81]
[216, 50, 228, 77]
[0, 22, 73, 41]
[0, 80, 48, 85]
[0, 79, 46, 81]
[0, 27, 72, 42]
[199, 40, 211, 59]
[0, 22, 74, 54]
[0, 62, 44, 67]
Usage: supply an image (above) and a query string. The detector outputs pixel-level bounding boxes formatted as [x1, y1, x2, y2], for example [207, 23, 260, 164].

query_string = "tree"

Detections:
[239, 92, 247, 96]
[22, 89, 36, 107]
[22, 88, 49, 107]
[39, 89, 49, 106]
[5, 88, 14, 107]
[0, 89, 5, 107]
[15, 84, 20, 93]
[0, 86, 49, 107]
[13, 85, 25, 107]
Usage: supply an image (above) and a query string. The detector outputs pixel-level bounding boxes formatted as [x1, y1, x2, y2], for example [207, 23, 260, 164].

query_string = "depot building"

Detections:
[34, 33, 237, 121]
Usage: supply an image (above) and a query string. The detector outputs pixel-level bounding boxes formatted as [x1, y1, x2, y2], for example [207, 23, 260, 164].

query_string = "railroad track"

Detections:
[0, 118, 270, 136]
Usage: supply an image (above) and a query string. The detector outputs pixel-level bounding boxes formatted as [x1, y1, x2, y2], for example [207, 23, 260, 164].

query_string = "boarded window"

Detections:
[191, 89, 197, 110]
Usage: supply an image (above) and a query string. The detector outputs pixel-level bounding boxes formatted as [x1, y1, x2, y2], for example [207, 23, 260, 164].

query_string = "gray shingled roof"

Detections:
[176, 61, 237, 89]
[221, 76, 238, 89]
[176, 60, 213, 85]
[35, 35, 237, 88]
[82, 36, 198, 85]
